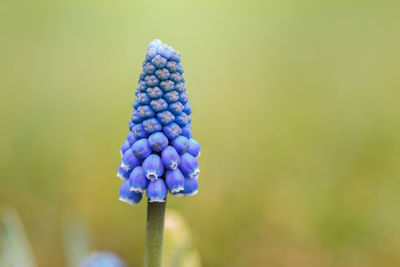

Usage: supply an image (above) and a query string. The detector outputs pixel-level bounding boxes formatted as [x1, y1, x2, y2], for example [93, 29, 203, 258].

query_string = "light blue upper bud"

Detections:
[151, 55, 167, 68]
[179, 153, 199, 178]
[179, 92, 189, 104]
[163, 123, 182, 139]
[163, 91, 179, 103]
[156, 110, 175, 125]
[119, 180, 143, 205]
[157, 44, 173, 59]
[131, 138, 152, 159]
[145, 47, 157, 61]
[143, 118, 162, 134]
[144, 75, 160, 87]
[168, 102, 184, 115]
[175, 113, 191, 127]
[166, 61, 178, 73]
[174, 82, 185, 93]
[182, 177, 198, 196]
[170, 72, 183, 83]
[128, 166, 148, 192]
[143, 62, 156, 75]
[155, 68, 170, 81]
[122, 149, 140, 170]
[137, 105, 155, 119]
[147, 39, 162, 51]
[120, 140, 130, 156]
[183, 102, 192, 115]
[161, 146, 181, 169]
[142, 154, 164, 180]
[137, 93, 151, 105]
[132, 123, 148, 138]
[159, 80, 175, 92]
[171, 135, 190, 154]
[146, 179, 168, 202]
[187, 139, 201, 158]
[165, 169, 185, 193]
[132, 109, 142, 123]
[148, 132, 169, 152]
[150, 98, 168, 112]
[146, 86, 163, 99]
[170, 50, 181, 63]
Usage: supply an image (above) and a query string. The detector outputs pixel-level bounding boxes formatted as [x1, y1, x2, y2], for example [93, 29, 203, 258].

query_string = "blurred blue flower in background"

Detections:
[80, 252, 126, 267]
[117, 40, 201, 205]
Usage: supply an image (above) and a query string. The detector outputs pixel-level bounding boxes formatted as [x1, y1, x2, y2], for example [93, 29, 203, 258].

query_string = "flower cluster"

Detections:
[117, 39, 201, 206]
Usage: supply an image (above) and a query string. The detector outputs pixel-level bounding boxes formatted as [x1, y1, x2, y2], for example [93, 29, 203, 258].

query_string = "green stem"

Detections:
[144, 200, 166, 267]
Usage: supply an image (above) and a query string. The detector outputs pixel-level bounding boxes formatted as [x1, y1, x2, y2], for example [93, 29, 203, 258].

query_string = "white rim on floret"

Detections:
[119, 197, 137, 206]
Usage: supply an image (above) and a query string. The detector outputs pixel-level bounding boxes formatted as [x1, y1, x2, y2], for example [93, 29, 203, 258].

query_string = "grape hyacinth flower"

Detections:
[116, 40, 201, 267]
[117, 39, 201, 205]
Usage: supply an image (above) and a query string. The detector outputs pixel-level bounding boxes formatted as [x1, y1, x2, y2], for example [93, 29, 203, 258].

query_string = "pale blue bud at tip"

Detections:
[161, 146, 180, 169]
[122, 149, 140, 170]
[147, 39, 162, 51]
[148, 132, 169, 152]
[165, 169, 185, 193]
[129, 166, 148, 192]
[142, 154, 164, 181]
[131, 138, 152, 159]
[179, 153, 200, 178]
[170, 50, 181, 63]
[157, 44, 173, 59]
[187, 139, 201, 158]
[119, 180, 143, 205]
[146, 179, 168, 202]
[120, 140, 130, 157]
[182, 177, 199, 196]
[172, 135, 190, 154]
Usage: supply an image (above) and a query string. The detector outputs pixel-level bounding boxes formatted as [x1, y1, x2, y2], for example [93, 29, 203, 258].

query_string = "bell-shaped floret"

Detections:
[119, 180, 143, 205]
[165, 169, 185, 193]
[146, 179, 168, 202]
[142, 154, 164, 181]
[121, 149, 140, 170]
[129, 166, 148, 192]
[182, 177, 198, 196]
[161, 146, 180, 169]
[179, 153, 200, 178]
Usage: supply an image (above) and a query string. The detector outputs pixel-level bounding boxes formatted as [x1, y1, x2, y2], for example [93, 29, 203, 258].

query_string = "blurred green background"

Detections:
[1, 0, 400, 266]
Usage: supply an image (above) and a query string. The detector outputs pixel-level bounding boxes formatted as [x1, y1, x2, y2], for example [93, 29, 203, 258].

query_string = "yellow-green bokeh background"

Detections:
[1, 0, 400, 266]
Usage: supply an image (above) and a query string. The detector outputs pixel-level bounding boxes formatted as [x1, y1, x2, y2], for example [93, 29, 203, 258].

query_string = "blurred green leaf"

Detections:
[0, 207, 37, 267]
[63, 218, 91, 267]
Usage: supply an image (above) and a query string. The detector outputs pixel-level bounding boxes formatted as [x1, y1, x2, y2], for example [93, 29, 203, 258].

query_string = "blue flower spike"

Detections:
[116, 39, 201, 205]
